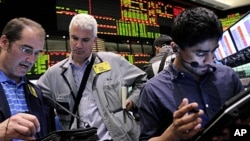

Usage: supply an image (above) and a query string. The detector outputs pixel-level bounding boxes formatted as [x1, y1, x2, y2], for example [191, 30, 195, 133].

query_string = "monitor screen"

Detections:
[214, 30, 237, 60]
[229, 11, 250, 51]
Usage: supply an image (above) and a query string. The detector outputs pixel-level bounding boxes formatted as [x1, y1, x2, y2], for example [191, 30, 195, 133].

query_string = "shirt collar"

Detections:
[168, 63, 183, 80]
[168, 63, 214, 81]
[0, 70, 25, 84]
[69, 53, 92, 69]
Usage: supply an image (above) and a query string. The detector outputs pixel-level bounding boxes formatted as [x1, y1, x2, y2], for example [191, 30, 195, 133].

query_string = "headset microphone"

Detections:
[207, 64, 216, 72]
[190, 62, 199, 68]
[183, 60, 216, 72]
[183, 60, 199, 68]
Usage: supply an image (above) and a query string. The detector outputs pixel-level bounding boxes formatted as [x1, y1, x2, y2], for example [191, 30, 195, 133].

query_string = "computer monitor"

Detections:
[229, 11, 250, 52]
[214, 30, 237, 60]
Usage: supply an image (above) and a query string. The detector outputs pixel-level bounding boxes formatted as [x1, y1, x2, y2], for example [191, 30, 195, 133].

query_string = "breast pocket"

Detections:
[103, 81, 122, 113]
[55, 94, 71, 115]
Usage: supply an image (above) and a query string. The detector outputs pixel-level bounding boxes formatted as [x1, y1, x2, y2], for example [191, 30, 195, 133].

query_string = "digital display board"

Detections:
[229, 11, 250, 51]
[28, 53, 48, 76]
[220, 13, 242, 31]
[56, 0, 89, 32]
[27, 52, 70, 77]
[214, 30, 237, 60]
[56, 0, 186, 38]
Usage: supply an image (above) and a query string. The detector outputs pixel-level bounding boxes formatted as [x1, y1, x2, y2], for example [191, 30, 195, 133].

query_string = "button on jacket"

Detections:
[139, 63, 244, 140]
[37, 52, 147, 141]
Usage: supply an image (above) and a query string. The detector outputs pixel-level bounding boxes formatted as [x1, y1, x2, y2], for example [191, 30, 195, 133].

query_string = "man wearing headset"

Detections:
[139, 7, 244, 141]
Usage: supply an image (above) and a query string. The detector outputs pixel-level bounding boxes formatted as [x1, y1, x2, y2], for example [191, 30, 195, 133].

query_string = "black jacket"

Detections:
[0, 78, 55, 139]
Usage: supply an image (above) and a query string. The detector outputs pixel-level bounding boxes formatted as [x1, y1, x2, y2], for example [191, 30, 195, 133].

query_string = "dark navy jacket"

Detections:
[139, 64, 244, 140]
[0, 78, 55, 139]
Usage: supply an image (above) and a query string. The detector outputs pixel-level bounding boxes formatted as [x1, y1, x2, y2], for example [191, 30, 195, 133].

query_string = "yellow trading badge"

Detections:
[93, 61, 111, 74]
[28, 84, 38, 98]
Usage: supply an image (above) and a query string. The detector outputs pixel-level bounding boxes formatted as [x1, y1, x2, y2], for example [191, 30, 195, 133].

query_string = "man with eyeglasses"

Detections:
[0, 18, 55, 140]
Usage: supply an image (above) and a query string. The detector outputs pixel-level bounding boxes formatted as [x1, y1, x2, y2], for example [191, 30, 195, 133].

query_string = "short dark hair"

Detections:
[2, 17, 45, 43]
[153, 34, 172, 47]
[171, 7, 223, 49]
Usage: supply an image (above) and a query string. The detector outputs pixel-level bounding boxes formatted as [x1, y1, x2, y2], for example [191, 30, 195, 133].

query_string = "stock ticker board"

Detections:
[56, 0, 186, 38]
[27, 52, 70, 78]
[28, 0, 186, 77]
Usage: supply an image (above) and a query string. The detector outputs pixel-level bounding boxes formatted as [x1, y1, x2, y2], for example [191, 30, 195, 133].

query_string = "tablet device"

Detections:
[36, 127, 98, 141]
[194, 88, 250, 141]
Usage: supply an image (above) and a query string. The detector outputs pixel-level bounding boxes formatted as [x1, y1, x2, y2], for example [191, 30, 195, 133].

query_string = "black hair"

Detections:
[171, 7, 223, 49]
[153, 34, 172, 47]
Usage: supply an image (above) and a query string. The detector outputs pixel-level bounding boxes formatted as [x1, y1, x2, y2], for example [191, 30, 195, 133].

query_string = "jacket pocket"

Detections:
[113, 110, 139, 140]
[103, 81, 122, 113]
[55, 94, 71, 115]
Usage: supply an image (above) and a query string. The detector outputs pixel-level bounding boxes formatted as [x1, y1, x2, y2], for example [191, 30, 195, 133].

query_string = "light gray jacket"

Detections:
[37, 52, 147, 141]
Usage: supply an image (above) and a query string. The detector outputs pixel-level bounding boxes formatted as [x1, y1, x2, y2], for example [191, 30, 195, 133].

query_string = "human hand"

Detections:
[0, 113, 40, 141]
[125, 99, 133, 111]
[167, 98, 204, 141]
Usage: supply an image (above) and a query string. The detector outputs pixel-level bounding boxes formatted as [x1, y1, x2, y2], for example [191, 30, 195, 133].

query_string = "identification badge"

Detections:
[93, 61, 111, 74]
[28, 84, 38, 98]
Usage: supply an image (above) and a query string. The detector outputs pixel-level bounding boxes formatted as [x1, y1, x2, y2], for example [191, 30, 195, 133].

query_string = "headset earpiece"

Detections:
[170, 42, 179, 53]
[172, 45, 179, 53]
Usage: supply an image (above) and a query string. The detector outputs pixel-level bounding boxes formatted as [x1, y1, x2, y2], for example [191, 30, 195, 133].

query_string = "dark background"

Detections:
[0, 0, 249, 36]
[0, 0, 57, 34]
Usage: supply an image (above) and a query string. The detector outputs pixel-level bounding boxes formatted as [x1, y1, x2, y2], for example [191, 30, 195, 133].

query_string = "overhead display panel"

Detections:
[229, 11, 250, 51]
[215, 30, 237, 60]
[56, 0, 186, 38]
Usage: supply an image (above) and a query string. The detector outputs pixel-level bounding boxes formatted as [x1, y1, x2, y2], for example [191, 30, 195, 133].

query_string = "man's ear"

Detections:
[155, 46, 161, 54]
[0, 35, 10, 50]
[0, 35, 4, 48]
[170, 42, 179, 53]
